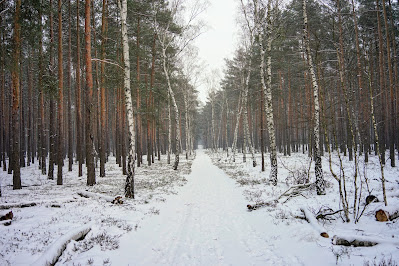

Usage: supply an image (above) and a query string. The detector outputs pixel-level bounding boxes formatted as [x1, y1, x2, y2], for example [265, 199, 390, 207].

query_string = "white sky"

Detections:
[194, 0, 239, 104]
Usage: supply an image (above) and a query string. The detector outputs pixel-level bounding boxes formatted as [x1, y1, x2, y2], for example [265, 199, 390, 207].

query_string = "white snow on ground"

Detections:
[0, 148, 398, 265]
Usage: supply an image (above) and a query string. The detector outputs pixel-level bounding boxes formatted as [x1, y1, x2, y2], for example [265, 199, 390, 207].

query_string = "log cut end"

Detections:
[320, 232, 329, 238]
[375, 209, 389, 222]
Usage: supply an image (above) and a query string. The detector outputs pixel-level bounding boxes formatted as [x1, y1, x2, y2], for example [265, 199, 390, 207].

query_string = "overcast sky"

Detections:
[193, 0, 239, 104]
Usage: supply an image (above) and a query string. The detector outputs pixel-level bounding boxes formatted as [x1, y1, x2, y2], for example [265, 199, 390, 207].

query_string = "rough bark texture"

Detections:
[100, 0, 108, 177]
[12, 0, 22, 190]
[85, 0, 96, 186]
[76, 0, 83, 177]
[57, 0, 64, 186]
[303, 0, 325, 195]
[161, 47, 180, 170]
[257, 0, 277, 185]
[119, 0, 136, 198]
[67, 0, 73, 172]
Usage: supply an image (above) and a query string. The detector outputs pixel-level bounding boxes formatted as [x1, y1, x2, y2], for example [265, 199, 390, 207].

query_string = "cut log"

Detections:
[0, 211, 13, 221]
[31, 224, 92, 266]
[332, 234, 399, 247]
[300, 207, 329, 238]
[375, 208, 399, 222]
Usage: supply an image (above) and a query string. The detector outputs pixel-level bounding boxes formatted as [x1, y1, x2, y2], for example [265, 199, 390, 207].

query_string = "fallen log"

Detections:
[300, 207, 329, 238]
[247, 183, 314, 211]
[0, 211, 13, 221]
[332, 234, 399, 247]
[0, 202, 37, 210]
[247, 200, 277, 211]
[375, 208, 399, 222]
[77, 191, 123, 204]
[31, 224, 92, 266]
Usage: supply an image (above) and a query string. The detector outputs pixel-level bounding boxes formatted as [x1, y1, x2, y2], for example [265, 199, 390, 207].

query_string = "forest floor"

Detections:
[0, 148, 398, 265]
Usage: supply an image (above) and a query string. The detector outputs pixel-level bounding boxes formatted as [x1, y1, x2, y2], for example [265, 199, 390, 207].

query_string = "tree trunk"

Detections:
[12, 0, 22, 189]
[48, 0, 55, 180]
[67, 0, 73, 172]
[257, 0, 278, 185]
[119, 0, 136, 198]
[136, 17, 142, 168]
[303, 0, 325, 195]
[76, 0, 83, 177]
[376, 0, 388, 205]
[381, 0, 396, 168]
[85, 0, 95, 186]
[57, 0, 64, 186]
[38, 1, 46, 175]
[100, 0, 108, 177]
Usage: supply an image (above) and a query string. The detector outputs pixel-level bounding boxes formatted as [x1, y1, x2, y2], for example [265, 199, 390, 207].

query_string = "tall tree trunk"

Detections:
[57, 0, 64, 186]
[136, 17, 142, 167]
[76, 0, 83, 177]
[118, 0, 136, 198]
[257, 0, 278, 185]
[0, 13, 5, 172]
[366, 49, 388, 206]
[39, 0, 46, 175]
[27, 50, 32, 166]
[376, 0, 386, 164]
[337, 0, 358, 217]
[67, 0, 73, 172]
[161, 46, 181, 170]
[12, 0, 22, 189]
[303, 0, 325, 195]
[85, 0, 96, 186]
[381, 0, 396, 167]
[100, 0, 108, 177]
[48, 0, 55, 180]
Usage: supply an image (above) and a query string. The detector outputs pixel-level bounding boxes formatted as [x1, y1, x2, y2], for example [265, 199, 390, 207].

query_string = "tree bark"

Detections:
[303, 0, 325, 195]
[118, 0, 136, 198]
[100, 0, 108, 177]
[76, 0, 83, 177]
[85, 0, 96, 186]
[67, 0, 73, 172]
[381, 0, 396, 168]
[12, 0, 22, 189]
[57, 0, 64, 186]
[257, 0, 278, 185]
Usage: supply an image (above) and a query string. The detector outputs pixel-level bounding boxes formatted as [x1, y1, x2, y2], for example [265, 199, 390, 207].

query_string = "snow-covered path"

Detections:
[108, 150, 298, 265]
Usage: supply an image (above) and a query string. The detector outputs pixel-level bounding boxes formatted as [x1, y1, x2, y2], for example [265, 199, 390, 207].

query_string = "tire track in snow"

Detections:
[111, 150, 294, 265]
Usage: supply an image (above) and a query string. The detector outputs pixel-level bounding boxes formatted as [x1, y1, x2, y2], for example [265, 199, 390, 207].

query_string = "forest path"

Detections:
[110, 149, 299, 265]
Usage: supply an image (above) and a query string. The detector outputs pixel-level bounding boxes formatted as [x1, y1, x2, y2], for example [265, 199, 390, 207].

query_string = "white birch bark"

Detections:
[231, 91, 243, 162]
[302, 0, 325, 195]
[239, 0, 257, 167]
[256, 0, 277, 185]
[184, 92, 190, 159]
[242, 60, 257, 167]
[211, 94, 217, 151]
[118, 0, 136, 198]
[161, 47, 180, 170]
[167, 91, 171, 164]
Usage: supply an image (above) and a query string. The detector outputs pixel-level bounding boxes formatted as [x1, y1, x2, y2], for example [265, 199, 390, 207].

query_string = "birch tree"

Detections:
[237, 0, 257, 167]
[255, 0, 277, 184]
[118, 0, 136, 198]
[302, 0, 325, 195]
[153, 0, 206, 170]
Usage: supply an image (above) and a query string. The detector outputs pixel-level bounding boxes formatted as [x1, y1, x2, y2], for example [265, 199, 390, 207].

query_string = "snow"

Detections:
[0, 148, 398, 265]
[31, 224, 92, 266]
